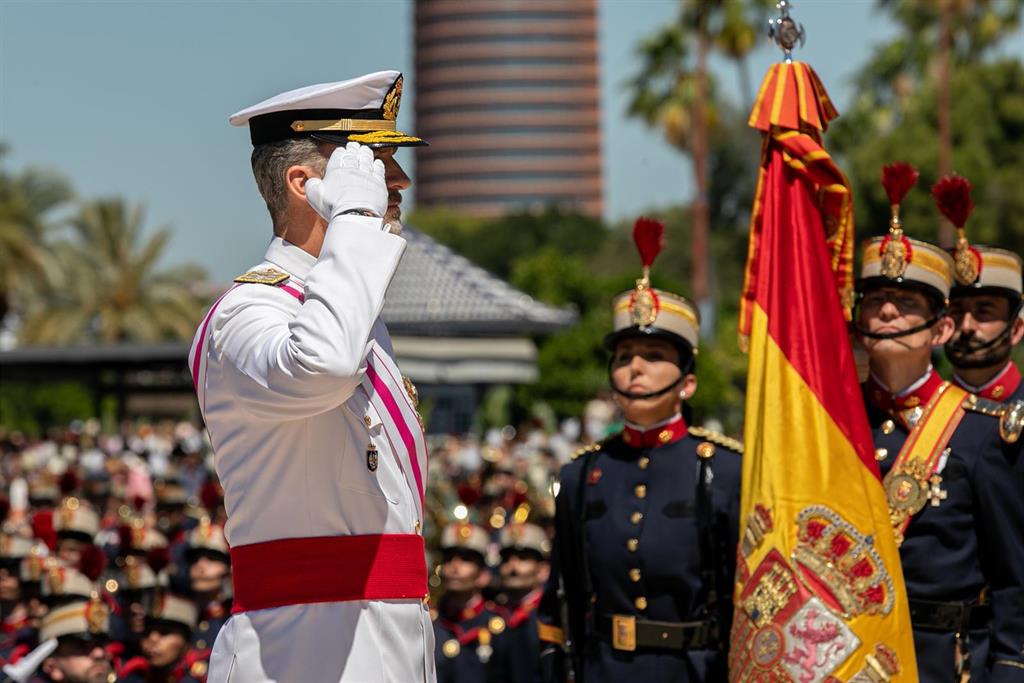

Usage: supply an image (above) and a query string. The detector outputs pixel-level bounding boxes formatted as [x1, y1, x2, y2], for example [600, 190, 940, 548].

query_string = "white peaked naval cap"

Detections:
[229, 70, 425, 149]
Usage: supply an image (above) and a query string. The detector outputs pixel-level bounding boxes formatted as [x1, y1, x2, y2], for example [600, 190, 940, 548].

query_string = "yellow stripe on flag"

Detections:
[733, 304, 918, 681]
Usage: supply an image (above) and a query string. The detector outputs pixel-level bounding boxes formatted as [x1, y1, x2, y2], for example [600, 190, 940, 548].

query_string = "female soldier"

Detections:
[537, 219, 741, 682]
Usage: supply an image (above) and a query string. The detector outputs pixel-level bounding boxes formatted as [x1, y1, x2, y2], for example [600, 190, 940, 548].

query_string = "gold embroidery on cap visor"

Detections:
[346, 130, 424, 145]
[612, 289, 700, 350]
[860, 237, 954, 299]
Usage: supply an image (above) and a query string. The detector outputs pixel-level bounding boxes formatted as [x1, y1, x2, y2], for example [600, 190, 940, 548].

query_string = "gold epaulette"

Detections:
[233, 267, 289, 285]
[571, 441, 603, 461]
[689, 426, 744, 454]
[962, 394, 1024, 444]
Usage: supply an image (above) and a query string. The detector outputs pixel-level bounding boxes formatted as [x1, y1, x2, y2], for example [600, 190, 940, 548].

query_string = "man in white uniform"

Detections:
[189, 71, 435, 682]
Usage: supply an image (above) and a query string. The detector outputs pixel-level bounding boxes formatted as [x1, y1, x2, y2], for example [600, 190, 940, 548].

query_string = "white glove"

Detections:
[305, 142, 387, 222]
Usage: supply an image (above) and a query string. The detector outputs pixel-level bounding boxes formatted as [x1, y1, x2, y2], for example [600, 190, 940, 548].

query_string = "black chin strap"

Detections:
[852, 317, 942, 340]
[610, 375, 684, 401]
[946, 298, 1024, 355]
[607, 356, 692, 400]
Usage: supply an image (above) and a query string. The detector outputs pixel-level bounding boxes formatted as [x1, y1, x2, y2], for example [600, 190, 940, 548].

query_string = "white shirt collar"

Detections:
[263, 237, 317, 284]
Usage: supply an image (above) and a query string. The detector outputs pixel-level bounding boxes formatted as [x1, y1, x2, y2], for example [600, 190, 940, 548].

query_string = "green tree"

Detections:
[627, 0, 770, 330]
[832, 60, 1024, 258]
[852, 0, 1024, 245]
[0, 145, 73, 324]
[19, 198, 208, 345]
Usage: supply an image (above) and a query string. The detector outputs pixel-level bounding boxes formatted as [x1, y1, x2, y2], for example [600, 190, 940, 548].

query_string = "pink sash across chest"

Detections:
[275, 282, 427, 513]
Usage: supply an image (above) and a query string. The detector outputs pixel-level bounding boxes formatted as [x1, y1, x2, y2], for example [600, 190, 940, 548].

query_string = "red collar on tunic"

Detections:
[621, 415, 688, 449]
[866, 368, 943, 415]
[954, 362, 1021, 402]
[504, 589, 543, 629]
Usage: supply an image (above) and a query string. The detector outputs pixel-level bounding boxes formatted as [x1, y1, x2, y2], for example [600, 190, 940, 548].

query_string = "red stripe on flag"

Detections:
[754, 145, 877, 475]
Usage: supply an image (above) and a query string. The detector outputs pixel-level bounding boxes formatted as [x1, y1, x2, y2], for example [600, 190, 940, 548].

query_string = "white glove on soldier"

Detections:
[305, 142, 387, 222]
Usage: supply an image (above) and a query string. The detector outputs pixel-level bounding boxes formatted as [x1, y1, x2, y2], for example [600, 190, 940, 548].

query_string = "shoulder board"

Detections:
[962, 394, 1024, 444]
[689, 426, 743, 454]
[571, 441, 604, 461]
[233, 267, 289, 285]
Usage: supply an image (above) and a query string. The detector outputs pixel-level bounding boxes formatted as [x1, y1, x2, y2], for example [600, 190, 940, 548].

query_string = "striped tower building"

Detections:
[414, 0, 603, 217]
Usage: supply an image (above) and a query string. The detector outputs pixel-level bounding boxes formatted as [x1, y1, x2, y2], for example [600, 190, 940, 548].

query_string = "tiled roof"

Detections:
[382, 227, 577, 336]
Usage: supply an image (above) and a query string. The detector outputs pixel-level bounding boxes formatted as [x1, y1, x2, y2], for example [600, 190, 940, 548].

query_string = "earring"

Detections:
[679, 391, 688, 400]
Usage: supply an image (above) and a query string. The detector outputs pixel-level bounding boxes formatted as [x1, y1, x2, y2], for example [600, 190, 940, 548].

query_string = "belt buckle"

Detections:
[611, 614, 637, 652]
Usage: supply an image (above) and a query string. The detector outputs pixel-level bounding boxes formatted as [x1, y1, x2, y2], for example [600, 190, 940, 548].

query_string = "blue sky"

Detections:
[1, 1, 1020, 281]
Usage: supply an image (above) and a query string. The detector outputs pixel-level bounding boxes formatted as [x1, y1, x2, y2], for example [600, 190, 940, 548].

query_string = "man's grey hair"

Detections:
[251, 139, 328, 231]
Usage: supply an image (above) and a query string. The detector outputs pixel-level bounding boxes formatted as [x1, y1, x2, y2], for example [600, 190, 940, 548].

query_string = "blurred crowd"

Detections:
[0, 393, 621, 682]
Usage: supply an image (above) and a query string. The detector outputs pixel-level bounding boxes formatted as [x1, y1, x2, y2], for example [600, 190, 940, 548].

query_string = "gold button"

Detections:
[634, 485, 647, 499]
[874, 448, 888, 461]
[629, 568, 642, 582]
[881, 420, 895, 435]
[630, 511, 643, 525]
[197, 639, 207, 649]
[634, 596, 647, 610]
[414, 520, 422, 534]
[364, 415, 372, 428]
[638, 456, 650, 470]
[627, 538, 639, 552]
[199, 620, 209, 631]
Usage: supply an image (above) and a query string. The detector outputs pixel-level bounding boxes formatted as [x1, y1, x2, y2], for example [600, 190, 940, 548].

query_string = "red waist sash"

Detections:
[230, 534, 427, 613]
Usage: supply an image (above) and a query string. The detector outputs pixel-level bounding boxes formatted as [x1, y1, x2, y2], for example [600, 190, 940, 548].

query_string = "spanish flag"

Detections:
[729, 63, 918, 681]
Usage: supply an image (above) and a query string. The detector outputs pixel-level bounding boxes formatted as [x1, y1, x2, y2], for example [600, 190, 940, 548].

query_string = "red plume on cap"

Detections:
[632, 217, 665, 269]
[931, 175, 974, 229]
[77, 544, 107, 581]
[880, 163, 919, 207]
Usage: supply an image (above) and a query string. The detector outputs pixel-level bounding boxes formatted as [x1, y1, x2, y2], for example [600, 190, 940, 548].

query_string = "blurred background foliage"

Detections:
[3, 0, 1024, 436]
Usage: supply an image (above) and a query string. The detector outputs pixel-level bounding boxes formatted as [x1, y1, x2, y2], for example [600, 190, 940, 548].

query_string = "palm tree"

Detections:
[19, 198, 207, 345]
[0, 145, 73, 326]
[628, 0, 765, 336]
[875, 0, 1024, 246]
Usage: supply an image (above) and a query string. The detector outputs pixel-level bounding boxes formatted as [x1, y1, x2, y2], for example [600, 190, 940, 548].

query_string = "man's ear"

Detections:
[42, 657, 64, 680]
[475, 568, 492, 590]
[1011, 314, 1024, 346]
[932, 315, 955, 347]
[284, 165, 318, 203]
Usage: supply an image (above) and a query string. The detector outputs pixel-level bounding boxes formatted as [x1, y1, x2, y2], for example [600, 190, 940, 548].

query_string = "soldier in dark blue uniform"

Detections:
[490, 522, 550, 683]
[537, 219, 742, 683]
[117, 592, 210, 683]
[181, 519, 231, 653]
[433, 522, 505, 683]
[853, 169, 1024, 681]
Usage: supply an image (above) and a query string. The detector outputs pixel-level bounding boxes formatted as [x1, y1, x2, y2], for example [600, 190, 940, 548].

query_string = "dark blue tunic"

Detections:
[538, 430, 741, 683]
[867, 388, 1024, 682]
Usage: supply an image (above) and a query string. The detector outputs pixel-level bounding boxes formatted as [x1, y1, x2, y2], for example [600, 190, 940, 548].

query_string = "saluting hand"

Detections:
[305, 141, 388, 222]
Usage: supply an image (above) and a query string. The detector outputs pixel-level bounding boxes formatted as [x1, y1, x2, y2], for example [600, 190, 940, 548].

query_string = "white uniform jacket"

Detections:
[189, 218, 435, 682]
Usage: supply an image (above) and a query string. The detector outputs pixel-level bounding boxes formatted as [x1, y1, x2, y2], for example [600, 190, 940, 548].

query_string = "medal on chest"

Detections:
[367, 443, 378, 472]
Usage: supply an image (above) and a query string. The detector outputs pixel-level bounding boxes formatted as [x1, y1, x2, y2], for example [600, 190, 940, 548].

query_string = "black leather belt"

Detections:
[597, 614, 716, 651]
[909, 598, 992, 632]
